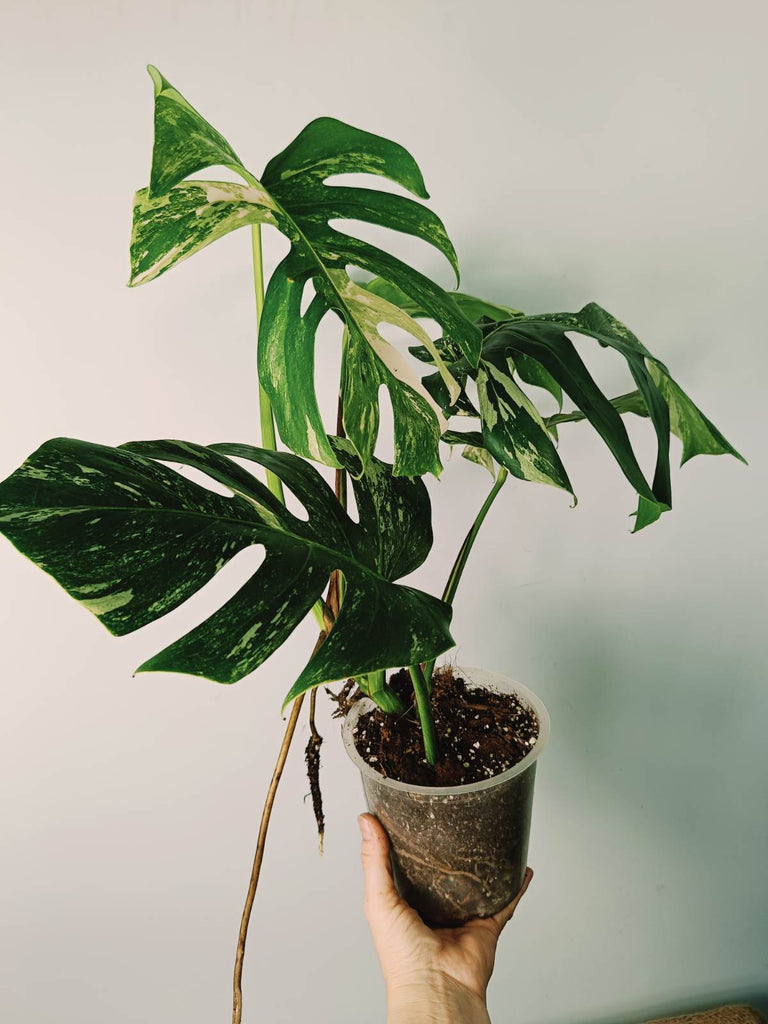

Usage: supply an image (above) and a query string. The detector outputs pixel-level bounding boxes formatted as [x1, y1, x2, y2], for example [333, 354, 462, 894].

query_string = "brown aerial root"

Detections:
[231, 630, 326, 1024]
[325, 677, 360, 719]
[304, 686, 325, 855]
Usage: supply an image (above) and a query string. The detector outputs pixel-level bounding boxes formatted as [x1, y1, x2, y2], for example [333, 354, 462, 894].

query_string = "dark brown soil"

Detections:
[341, 666, 539, 787]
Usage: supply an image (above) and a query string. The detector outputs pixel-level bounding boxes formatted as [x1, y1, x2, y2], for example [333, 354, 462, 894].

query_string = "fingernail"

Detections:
[358, 814, 373, 840]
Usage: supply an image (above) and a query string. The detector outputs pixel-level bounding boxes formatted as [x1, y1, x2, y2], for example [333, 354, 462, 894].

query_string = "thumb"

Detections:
[358, 813, 400, 916]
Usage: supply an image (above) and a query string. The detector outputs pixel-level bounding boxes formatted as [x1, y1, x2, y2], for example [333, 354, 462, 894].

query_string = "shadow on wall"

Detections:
[568, 984, 768, 1024]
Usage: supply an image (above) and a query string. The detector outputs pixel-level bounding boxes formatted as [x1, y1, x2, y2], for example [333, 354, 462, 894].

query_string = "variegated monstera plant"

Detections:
[0, 66, 744, 1023]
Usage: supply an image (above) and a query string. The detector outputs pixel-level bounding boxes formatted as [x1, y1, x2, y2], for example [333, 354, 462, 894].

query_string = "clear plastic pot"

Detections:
[342, 666, 550, 927]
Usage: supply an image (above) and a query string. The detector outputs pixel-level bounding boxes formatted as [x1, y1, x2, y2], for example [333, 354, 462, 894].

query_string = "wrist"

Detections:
[386, 971, 491, 1024]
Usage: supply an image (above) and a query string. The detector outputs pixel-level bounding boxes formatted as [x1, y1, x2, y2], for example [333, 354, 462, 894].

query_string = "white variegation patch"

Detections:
[130, 183, 279, 287]
[329, 271, 452, 431]
[462, 444, 495, 476]
[73, 580, 121, 595]
[480, 361, 569, 490]
[227, 620, 263, 659]
[0, 508, 85, 524]
[80, 589, 134, 615]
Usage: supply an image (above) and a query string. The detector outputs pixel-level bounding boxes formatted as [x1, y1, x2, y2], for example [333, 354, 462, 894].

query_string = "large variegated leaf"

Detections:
[476, 314, 670, 523]
[129, 66, 481, 477]
[0, 438, 453, 699]
[480, 305, 744, 527]
[401, 292, 744, 529]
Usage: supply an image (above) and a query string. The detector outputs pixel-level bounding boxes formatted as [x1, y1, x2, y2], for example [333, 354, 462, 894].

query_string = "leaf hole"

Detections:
[327, 218, 455, 289]
[299, 277, 316, 317]
[153, 461, 236, 499]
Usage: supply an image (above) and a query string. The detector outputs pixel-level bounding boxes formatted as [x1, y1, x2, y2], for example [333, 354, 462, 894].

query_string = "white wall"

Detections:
[1, 2, 765, 1022]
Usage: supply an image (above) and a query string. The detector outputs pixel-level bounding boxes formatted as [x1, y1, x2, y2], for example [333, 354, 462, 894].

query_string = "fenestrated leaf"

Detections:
[517, 304, 674, 515]
[435, 300, 742, 529]
[508, 303, 745, 519]
[130, 67, 481, 476]
[257, 260, 454, 476]
[479, 318, 668, 526]
[423, 288, 742, 526]
[0, 438, 453, 694]
[256, 261, 340, 469]
[331, 272, 448, 477]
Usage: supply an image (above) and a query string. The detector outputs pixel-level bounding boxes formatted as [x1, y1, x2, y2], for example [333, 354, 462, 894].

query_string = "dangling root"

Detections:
[232, 631, 327, 1024]
[304, 687, 325, 855]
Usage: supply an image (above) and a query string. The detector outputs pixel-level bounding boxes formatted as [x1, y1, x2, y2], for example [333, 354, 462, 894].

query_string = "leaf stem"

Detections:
[248, 221, 284, 503]
[423, 468, 509, 683]
[366, 669, 407, 714]
[408, 663, 439, 766]
[245, 213, 327, 632]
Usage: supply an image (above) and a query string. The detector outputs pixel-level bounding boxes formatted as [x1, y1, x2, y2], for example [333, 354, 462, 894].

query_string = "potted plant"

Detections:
[0, 66, 745, 1022]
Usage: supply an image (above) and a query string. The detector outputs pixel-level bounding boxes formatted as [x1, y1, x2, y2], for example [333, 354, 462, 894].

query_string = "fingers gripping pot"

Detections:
[342, 667, 550, 927]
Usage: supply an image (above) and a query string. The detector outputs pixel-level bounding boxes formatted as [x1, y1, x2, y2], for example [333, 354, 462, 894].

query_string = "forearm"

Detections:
[386, 974, 491, 1024]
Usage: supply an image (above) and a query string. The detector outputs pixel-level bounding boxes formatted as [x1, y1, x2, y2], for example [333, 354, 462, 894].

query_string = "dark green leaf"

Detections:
[0, 438, 452, 698]
[481, 318, 667, 526]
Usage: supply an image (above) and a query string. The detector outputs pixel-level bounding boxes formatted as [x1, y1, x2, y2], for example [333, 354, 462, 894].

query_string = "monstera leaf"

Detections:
[472, 305, 744, 528]
[0, 437, 453, 704]
[387, 285, 744, 529]
[129, 66, 481, 477]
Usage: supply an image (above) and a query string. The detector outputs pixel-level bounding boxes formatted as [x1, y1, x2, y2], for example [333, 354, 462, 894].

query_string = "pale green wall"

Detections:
[1, 1, 765, 1022]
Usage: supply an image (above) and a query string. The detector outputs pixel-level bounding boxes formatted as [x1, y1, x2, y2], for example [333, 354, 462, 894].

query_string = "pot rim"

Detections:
[341, 664, 551, 795]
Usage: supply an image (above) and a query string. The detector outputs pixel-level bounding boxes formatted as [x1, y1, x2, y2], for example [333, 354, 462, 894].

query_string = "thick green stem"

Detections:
[248, 221, 284, 503]
[423, 468, 509, 684]
[408, 663, 439, 766]
[246, 214, 326, 632]
[365, 669, 407, 714]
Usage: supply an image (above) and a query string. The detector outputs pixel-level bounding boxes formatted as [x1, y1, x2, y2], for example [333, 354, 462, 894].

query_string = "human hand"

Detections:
[358, 812, 533, 1024]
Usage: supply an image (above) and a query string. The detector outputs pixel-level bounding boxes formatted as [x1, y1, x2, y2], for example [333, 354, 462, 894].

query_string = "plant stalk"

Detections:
[334, 328, 349, 606]
[367, 668, 408, 714]
[248, 221, 284, 503]
[247, 216, 326, 632]
[423, 468, 509, 683]
[408, 663, 439, 766]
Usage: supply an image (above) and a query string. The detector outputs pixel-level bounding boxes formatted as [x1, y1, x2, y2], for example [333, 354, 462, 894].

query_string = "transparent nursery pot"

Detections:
[342, 666, 550, 927]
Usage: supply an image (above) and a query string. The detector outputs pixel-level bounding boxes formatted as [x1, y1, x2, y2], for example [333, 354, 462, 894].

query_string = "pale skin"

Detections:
[358, 812, 533, 1024]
